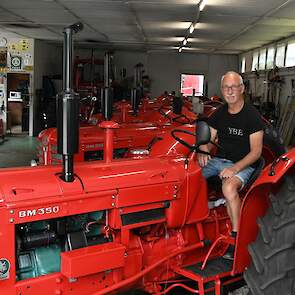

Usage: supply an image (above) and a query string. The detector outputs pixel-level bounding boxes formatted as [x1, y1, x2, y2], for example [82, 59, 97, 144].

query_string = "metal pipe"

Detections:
[102, 52, 113, 120]
[57, 22, 83, 182]
[63, 23, 83, 91]
[104, 128, 114, 163]
[63, 27, 72, 92]
[99, 121, 119, 163]
[104, 52, 110, 88]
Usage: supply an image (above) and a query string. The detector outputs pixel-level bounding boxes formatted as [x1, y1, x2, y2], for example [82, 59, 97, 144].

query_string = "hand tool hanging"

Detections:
[279, 79, 295, 146]
[261, 67, 281, 126]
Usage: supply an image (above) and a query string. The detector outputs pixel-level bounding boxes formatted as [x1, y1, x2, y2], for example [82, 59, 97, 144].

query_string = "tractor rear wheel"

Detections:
[244, 174, 295, 295]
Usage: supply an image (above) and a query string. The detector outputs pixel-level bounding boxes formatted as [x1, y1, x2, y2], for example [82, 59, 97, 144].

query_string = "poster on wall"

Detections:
[10, 56, 22, 70]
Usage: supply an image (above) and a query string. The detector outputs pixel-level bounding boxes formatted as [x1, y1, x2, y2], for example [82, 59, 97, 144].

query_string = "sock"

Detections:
[231, 231, 237, 239]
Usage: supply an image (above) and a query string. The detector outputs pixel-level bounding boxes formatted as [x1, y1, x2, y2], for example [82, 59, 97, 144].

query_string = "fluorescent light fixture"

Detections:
[178, 47, 183, 52]
[199, 0, 207, 11]
[183, 38, 188, 46]
[189, 23, 195, 34]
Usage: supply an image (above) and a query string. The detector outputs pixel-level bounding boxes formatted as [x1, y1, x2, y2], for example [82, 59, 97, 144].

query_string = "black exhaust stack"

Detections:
[131, 63, 143, 114]
[101, 52, 114, 120]
[57, 22, 83, 182]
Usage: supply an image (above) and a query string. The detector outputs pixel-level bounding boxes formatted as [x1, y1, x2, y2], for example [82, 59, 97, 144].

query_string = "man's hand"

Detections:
[197, 145, 211, 167]
[219, 166, 238, 179]
[198, 153, 211, 167]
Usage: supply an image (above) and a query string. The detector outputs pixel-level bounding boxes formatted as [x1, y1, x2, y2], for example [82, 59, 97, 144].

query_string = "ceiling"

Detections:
[1, 0, 295, 54]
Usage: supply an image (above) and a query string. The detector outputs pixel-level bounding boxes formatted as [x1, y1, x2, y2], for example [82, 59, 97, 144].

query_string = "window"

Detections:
[180, 74, 204, 96]
[241, 56, 246, 73]
[285, 41, 295, 67]
[275, 44, 286, 67]
[266, 47, 275, 69]
[258, 48, 266, 70]
[252, 51, 259, 71]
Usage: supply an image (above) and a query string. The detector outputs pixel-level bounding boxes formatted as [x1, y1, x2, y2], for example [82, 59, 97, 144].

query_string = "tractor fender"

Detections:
[233, 148, 295, 275]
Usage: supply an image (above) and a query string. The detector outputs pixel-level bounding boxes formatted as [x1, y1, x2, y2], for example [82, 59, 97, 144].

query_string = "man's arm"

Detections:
[219, 130, 264, 178]
[197, 126, 217, 167]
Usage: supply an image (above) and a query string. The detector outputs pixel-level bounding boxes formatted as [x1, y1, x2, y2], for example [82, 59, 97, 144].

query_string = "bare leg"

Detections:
[222, 177, 243, 232]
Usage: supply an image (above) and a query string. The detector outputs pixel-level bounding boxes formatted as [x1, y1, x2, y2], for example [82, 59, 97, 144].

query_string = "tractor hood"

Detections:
[38, 124, 176, 146]
[0, 156, 186, 210]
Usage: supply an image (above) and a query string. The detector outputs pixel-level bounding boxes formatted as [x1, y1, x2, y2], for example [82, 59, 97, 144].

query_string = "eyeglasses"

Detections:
[221, 84, 242, 91]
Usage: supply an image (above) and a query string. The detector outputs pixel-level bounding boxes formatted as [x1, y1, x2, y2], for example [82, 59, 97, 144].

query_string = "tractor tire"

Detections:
[244, 174, 295, 295]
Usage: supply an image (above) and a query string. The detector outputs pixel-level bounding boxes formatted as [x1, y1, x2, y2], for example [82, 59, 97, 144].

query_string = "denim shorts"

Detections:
[202, 157, 255, 187]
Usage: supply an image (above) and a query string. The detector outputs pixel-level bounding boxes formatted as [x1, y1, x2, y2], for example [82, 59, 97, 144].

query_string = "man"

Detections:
[198, 71, 264, 259]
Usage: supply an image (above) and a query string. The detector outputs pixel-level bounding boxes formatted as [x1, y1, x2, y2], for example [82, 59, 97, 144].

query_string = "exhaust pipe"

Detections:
[131, 63, 143, 114]
[101, 52, 113, 120]
[99, 52, 119, 163]
[57, 22, 83, 182]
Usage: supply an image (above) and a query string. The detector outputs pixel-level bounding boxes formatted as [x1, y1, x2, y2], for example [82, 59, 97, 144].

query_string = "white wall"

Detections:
[34, 40, 62, 89]
[147, 52, 238, 98]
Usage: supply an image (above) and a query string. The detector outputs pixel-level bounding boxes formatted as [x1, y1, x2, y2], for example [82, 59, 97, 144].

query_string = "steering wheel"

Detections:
[159, 106, 194, 125]
[171, 129, 197, 151]
[172, 113, 193, 124]
[158, 106, 173, 122]
[171, 121, 215, 155]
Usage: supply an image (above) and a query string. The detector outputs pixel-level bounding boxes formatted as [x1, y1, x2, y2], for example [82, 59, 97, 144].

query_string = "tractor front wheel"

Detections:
[244, 174, 295, 295]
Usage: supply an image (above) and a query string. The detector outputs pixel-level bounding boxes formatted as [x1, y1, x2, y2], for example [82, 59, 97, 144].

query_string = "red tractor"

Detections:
[1, 23, 294, 295]
[1, 105, 294, 294]
[37, 97, 199, 165]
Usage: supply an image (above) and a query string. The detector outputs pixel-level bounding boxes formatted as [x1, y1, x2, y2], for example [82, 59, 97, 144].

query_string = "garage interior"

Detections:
[0, 1, 294, 295]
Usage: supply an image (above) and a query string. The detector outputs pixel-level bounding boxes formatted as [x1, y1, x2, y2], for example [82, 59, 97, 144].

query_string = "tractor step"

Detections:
[185, 257, 233, 278]
[172, 258, 234, 295]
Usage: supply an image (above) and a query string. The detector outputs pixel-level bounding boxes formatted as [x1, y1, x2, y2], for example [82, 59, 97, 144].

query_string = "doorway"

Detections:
[7, 73, 30, 134]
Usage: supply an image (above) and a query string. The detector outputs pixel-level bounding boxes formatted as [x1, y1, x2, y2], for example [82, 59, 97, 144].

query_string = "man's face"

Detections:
[221, 74, 244, 105]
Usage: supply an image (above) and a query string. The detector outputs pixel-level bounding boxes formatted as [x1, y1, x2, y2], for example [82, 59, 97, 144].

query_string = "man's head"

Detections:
[221, 71, 244, 105]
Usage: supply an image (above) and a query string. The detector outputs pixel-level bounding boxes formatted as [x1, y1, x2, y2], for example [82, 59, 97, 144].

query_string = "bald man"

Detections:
[198, 71, 264, 260]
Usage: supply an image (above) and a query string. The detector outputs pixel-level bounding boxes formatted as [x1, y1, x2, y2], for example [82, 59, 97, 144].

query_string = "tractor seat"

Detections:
[207, 157, 265, 200]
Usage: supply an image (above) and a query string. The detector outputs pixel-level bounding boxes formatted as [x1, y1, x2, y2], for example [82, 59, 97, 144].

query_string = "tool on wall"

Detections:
[278, 79, 295, 146]
[261, 67, 283, 126]
[251, 69, 262, 110]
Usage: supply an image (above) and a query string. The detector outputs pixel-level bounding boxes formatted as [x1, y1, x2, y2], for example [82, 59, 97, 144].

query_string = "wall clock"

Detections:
[0, 37, 7, 47]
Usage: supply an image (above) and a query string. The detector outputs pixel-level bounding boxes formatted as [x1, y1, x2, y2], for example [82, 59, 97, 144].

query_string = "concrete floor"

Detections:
[0, 132, 38, 168]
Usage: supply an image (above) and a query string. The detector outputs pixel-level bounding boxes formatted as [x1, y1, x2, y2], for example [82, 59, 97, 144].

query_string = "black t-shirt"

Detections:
[207, 102, 265, 165]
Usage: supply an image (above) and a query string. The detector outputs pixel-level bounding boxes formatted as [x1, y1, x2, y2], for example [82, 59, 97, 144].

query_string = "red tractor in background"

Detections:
[37, 93, 201, 165]
[74, 52, 104, 99]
